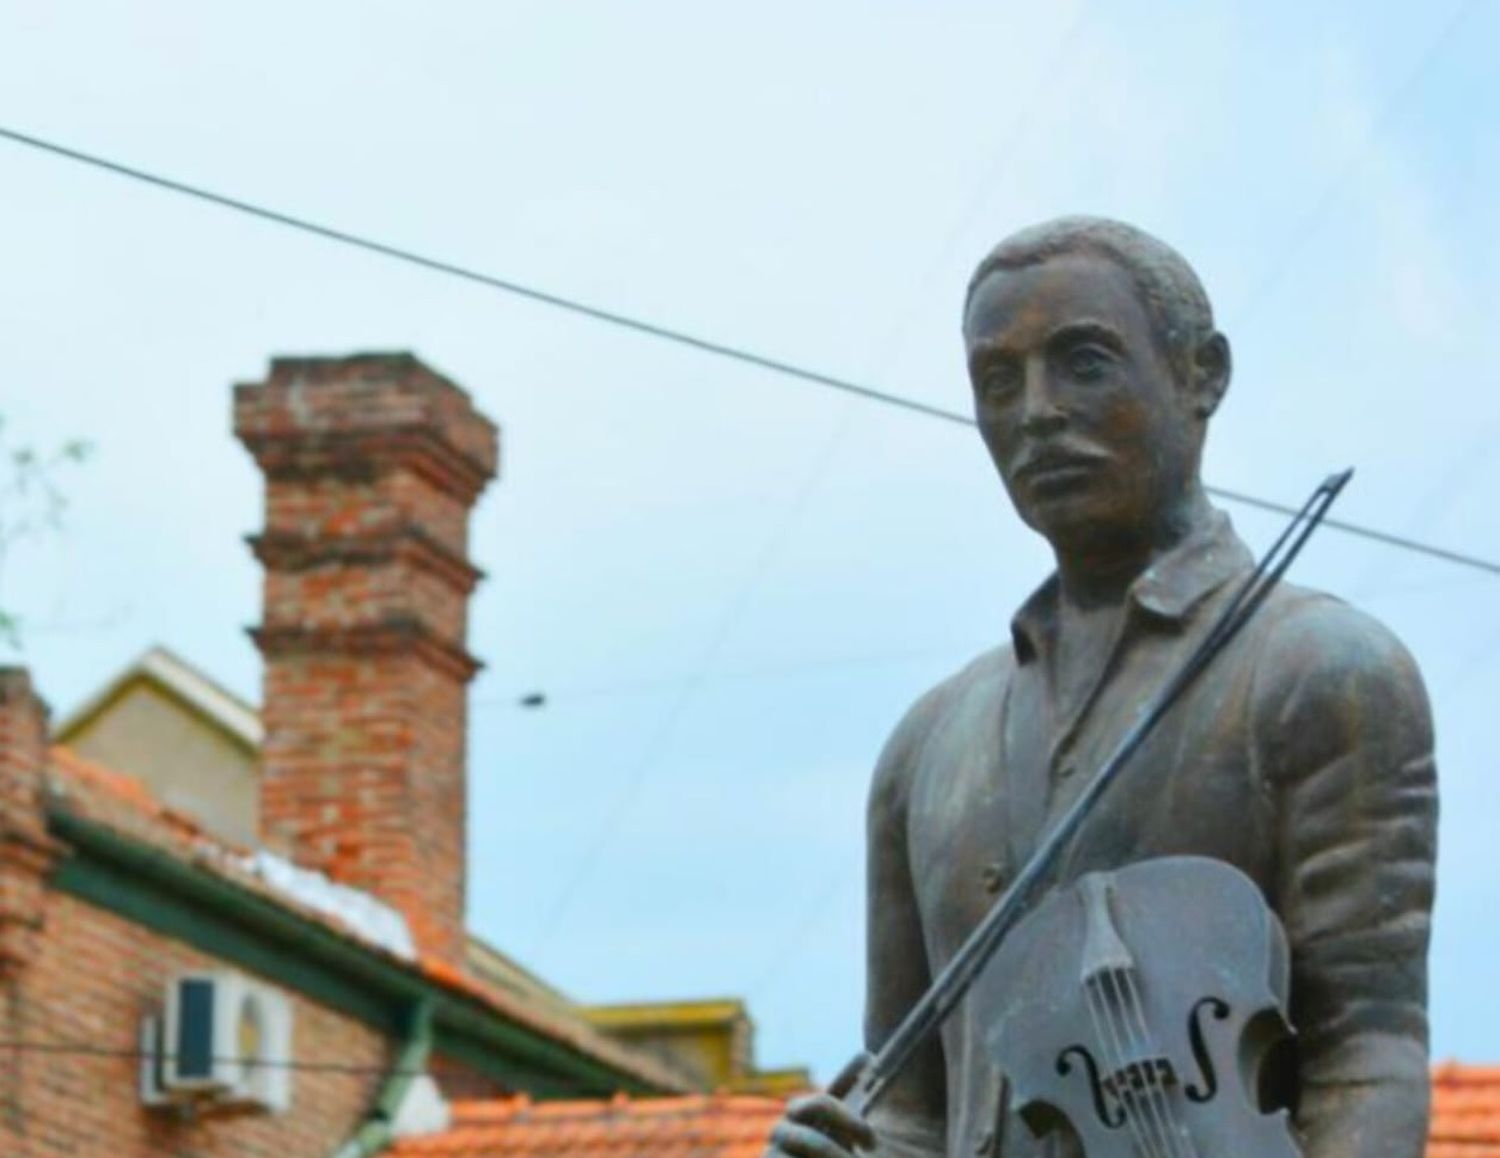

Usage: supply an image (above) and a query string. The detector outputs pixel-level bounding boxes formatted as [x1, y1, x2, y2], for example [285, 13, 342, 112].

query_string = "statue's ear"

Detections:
[1190, 332, 1231, 419]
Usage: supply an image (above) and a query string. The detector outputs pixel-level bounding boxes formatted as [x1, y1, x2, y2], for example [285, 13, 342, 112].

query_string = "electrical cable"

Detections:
[476, 646, 969, 708]
[522, 0, 1098, 936]
[1233, 0, 1482, 328]
[737, 0, 1495, 996]
[869, 2, 1094, 369]
[1, 123, 1496, 578]
[0, 123, 965, 428]
[0, 1036, 426, 1078]
[527, 402, 865, 955]
[744, 868, 858, 999]
[564, 6, 1104, 966]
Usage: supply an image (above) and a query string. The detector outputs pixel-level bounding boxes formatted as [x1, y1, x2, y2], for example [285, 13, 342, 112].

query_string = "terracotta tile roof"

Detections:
[391, 1064, 1500, 1156]
[43, 746, 686, 1094]
[390, 1093, 786, 1157]
[1431, 1063, 1500, 1157]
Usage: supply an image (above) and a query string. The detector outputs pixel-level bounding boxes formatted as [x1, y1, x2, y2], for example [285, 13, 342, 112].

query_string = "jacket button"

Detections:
[980, 863, 1005, 894]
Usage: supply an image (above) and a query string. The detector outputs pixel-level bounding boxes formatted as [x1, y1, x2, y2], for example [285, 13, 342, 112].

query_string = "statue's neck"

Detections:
[1052, 486, 1214, 609]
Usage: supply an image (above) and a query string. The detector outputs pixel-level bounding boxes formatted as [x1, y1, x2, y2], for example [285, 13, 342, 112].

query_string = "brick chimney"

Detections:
[234, 353, 498, 964]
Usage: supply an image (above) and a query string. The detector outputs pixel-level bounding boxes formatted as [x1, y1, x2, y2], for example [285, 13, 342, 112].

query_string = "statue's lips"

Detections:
[1013, 453, 1108, 490]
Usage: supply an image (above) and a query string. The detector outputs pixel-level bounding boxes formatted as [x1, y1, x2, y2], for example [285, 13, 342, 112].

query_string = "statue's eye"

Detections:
[1066, 346, 1110, 381]
[979, 362, 1021, 400]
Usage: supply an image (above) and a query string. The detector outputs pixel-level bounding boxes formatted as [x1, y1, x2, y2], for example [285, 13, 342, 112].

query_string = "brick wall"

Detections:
[0, 891, 389, 1158]
[0, 672, 60, 977]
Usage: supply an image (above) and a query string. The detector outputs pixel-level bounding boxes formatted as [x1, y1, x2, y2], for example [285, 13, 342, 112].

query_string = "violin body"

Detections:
[982, 856, 1300, 1157]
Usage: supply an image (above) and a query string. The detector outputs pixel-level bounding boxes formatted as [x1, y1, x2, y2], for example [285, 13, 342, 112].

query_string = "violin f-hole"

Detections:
[1056, 1044, 1126, 1128]
[1185, 995, 1232, 1102]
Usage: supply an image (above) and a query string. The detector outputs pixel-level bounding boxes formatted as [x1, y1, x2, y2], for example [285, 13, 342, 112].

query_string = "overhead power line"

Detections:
[477, 646, 969, 708]
[1207, 484, 1499, 577]
[0, 125, 966, 430]
[1234, 0, 1482, 327]
[2, 123, 1496, 578]
[0, 1036, 425, 1078]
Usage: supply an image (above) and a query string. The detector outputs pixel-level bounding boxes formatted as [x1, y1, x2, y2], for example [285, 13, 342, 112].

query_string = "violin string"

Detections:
[1081, 978, 1154, 1157]
[1128, 980, 1195, 1158]
[1084, 976, 1166, 1158]
[1086, 984, 1152, 1152]
[1114, 968, 1197, 1158]
[1098, 970, 1180, 1158]
[1106, 973, 1179, 1158]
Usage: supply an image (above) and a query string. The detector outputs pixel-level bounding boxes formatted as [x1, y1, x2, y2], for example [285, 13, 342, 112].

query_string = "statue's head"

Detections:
[962, 216, 1230, 555]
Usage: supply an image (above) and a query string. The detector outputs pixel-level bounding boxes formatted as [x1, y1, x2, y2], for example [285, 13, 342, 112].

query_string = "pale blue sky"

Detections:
[1, 0, 1495, 1082]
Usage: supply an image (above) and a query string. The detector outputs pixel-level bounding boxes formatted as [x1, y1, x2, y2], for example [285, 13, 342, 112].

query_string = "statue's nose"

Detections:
[1018, 364, 1068, 435]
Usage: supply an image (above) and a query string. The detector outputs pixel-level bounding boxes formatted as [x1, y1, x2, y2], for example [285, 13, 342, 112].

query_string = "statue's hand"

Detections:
[764, 1053, 877, 1157]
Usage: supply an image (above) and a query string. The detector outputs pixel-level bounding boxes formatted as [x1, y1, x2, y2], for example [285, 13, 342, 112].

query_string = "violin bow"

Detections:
[842, 468, 1354, 1117]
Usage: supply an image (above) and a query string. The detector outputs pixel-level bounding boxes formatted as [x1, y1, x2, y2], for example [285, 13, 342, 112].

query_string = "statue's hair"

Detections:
[964, 216, 1216, 375]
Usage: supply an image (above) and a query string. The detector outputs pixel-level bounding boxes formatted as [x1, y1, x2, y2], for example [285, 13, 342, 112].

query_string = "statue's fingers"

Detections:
[769, 1119, 858, 1158]
[787, 1094, 875, 1152]
[826, 1052, 871, 1099]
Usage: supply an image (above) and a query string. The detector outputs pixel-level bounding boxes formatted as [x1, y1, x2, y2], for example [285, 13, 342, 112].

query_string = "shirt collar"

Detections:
[1010, 510, 1253, 663]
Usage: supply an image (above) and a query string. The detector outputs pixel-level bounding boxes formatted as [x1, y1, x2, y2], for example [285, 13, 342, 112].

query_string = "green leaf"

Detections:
[0, 610, 22, 651]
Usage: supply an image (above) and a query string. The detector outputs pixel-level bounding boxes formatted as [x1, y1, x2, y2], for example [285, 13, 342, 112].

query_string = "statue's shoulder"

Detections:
[1253, 580, 1423, 682]
[870, 644, 1015, 806]
[939, 642, 1017, 708]
[1247, 580, 1432, 747]
[905, 643, 1015, 739]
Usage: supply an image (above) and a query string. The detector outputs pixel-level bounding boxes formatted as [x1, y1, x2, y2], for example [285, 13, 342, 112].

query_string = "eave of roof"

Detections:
[466, 936, 578, 1020]
[43, 747, 687, 1098]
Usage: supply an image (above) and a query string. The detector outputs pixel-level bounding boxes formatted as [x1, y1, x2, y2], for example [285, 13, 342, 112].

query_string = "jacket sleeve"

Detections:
[864, 686, 949, 1158]
[1251, 596, 1438, 1157]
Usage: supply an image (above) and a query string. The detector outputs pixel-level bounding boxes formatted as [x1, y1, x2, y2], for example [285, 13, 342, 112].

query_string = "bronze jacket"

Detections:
[864, 513, 1437, 1158]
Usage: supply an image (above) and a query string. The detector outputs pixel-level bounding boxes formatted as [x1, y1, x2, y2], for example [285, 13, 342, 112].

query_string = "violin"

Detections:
[981, 856, 1299, 1157]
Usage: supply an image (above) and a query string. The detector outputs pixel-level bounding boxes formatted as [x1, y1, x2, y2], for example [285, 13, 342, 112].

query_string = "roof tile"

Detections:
[393, 1064, 1500, 1156]
[390, 1093, 786, 1157]
[1431, 1063, 1500, 1156]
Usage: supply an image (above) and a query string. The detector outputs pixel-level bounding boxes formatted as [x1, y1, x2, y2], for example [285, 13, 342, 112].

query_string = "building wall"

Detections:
[64, 682, 259, 847]
[0, 892, 387, 1158]
[598, 1024, 742, 1091]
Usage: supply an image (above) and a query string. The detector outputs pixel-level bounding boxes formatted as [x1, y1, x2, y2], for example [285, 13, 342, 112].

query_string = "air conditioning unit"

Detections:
[141, 971, 293, 1113]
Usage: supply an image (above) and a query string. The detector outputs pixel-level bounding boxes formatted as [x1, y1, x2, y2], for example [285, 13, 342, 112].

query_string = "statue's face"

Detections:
[964, 252, 1202, 551]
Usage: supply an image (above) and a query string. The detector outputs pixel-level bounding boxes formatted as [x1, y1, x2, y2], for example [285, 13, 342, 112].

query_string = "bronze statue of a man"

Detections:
[766, 217, 1437, 1157]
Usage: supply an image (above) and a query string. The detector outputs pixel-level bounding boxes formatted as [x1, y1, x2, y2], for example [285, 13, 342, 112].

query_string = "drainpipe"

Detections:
[330, 997, 438, 1158]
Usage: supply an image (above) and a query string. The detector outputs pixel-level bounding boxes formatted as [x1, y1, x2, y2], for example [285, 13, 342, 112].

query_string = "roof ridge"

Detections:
[394, 1091, 790, 1156]
[1435, 1062, 1500, 1083]
[448, 1092, 785, 1122]
[55, 645, 262, 749]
